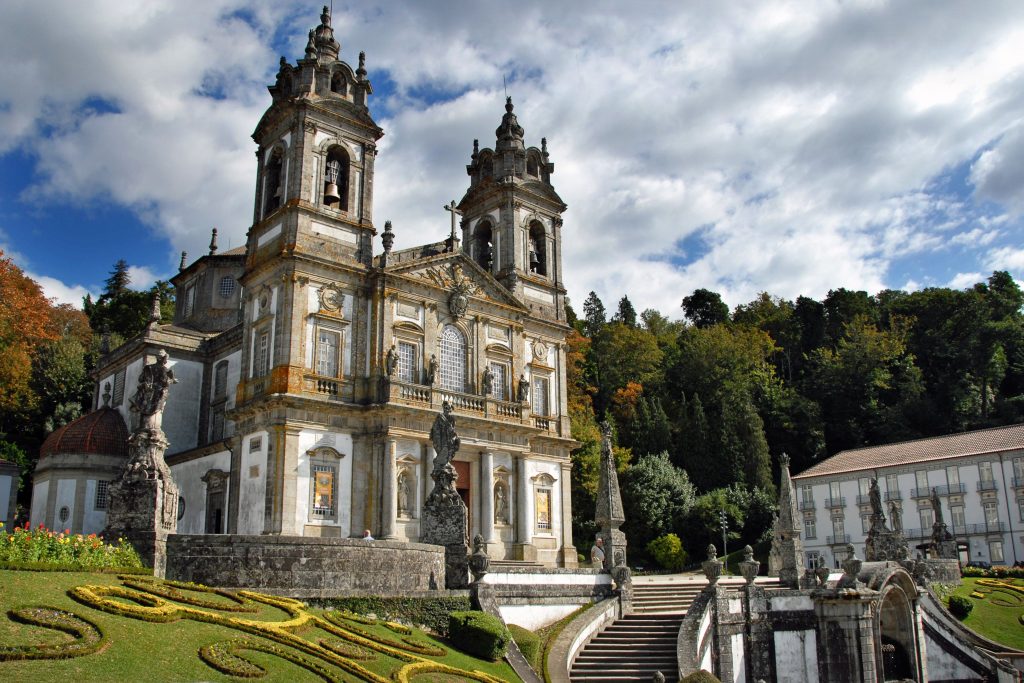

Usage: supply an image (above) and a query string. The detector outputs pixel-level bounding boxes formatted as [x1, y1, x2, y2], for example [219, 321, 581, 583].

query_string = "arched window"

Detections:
[330, 71, 347, 96]
[473, 221, 493, 271]
[528, 221, 547, 276]
[527, 153, 540, 178]
[263, 147, 284, 217]
[439, 325, 467, 392]
[480, 152, 494, 179]
[323, 145, 350, 211]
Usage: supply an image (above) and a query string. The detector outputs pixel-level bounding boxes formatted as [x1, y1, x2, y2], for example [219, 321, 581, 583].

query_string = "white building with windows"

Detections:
[792, 423, 1024, 569]
[29, 8, 577, 567]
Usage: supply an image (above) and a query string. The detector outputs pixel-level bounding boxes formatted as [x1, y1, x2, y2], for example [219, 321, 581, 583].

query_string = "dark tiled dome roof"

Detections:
[40, 407, 129, 459]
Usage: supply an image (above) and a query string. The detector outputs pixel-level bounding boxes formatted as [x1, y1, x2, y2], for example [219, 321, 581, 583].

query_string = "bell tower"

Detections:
[246, 5, 383, 268]
[458, 98, 568, 322]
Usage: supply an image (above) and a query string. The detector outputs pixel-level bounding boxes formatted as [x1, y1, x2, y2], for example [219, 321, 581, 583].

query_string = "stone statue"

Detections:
[426, 354, 438, 385]
[384, 345, 398, 377]
[869, 478, 883, 517]
[397, 470, 410, 516]
[129, 350, 177, 432]
[481, 366, 494, 396]
[494, 483, 508, 523]
[517, 373, 530, 402]
[931, 488, 944, 526]
[889, 501, 903, 533]
[429, 401, 460, 476]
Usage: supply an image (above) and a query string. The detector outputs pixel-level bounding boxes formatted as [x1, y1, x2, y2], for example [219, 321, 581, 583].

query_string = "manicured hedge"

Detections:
[448, 611, 510, 661]
[314, 595, 471, 635]
[508, 623, 540, 670]
[948, 594, 974, 619]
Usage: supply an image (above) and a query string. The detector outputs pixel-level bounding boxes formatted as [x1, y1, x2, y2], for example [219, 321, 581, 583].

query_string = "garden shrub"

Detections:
[507, 624, 540, 670]
[949, 595, 974, 619]
[0, 522, 143, 570]
[647, 533, 687, 571]
[315, 595, 471, 635]
[448, 611, 510, 661]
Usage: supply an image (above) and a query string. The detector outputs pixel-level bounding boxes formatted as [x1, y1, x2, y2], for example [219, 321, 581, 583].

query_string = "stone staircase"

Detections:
[488, 559, 546, 570]
[569, 578, 782, 682]
[569, 581, 701, 682]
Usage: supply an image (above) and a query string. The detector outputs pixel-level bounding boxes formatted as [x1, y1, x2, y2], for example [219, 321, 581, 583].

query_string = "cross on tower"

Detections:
[443, 200, 462, 252]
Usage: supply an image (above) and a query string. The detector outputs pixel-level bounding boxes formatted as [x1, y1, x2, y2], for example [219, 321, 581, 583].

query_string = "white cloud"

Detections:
[30, 273, 97, 308]
[2, 1, 1024, 313]
[947, 272, 985, 290]
[987, 246, 1024, 272]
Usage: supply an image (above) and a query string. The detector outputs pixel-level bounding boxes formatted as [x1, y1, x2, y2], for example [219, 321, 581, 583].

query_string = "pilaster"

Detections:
[382, 437, 398, 539]
[480, 450, 496, 544]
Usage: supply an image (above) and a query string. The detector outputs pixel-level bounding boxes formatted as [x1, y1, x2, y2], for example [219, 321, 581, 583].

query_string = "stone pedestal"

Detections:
[421, 463, 470, 588]
[103, 429, 178, 577]
[864, 515, 909, 562]
[929, 522, 957, 559]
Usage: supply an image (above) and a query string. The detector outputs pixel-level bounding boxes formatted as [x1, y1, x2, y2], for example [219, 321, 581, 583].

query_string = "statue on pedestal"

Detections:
[422, 401, 470, 588]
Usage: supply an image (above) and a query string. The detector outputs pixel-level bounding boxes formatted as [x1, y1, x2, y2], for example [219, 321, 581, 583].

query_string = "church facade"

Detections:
[34, 7, 577, 567]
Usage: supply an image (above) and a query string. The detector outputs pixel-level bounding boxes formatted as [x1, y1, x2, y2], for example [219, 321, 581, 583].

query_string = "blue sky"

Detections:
[2, 1, 1024, 315]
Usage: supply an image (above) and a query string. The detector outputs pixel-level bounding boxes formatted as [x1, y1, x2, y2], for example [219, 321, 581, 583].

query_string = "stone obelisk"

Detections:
[420, 401, 470, 588]
[595, 421, 627, 569]
[103, 349, 179, 577]
[775, 453, 803, 588]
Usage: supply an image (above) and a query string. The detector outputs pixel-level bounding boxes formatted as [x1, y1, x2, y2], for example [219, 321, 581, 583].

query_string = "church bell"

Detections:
[324, 159, 341, 206]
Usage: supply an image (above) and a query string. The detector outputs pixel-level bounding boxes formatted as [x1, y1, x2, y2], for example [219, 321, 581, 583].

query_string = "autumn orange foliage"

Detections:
[0, 250, 58, 413]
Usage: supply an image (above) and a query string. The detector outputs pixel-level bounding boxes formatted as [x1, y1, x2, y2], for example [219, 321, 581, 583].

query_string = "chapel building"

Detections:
[30, 7, 578, 567]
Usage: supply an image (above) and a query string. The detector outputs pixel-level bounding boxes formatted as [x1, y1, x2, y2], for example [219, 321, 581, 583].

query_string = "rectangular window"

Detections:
[249, 436, 262, 451]
[397, 341, 417, 383]
[946, 465, 960, 487]
[915, 470, 928, 490]
[803, 515, 816, 539]
[210, 407, 225, 442]
[113, 369, 126, 406]
[316, 329, 340, 377]
[1014, 457, 1024, 481]
[311, 465, 336, 516]
[532, 376, 550, 416]
[489, 362, 507, 400]
[991, 541, 1005, 563]
[832, 516, 845, 537]
[536, 488, 552, 530]
[829, 481, 841, 500]
[920, 508, 934, 529]
[806, 551, 821, 569]
[1019, 499, 1024, 522]
[94, 481, 109, 511]
[858, 477, 870, 496]
[861, 515, 870, 534]
[951, 505, 965, 530]
[801, 485, 813, 505]
[980, 461, 994, 482]
[214, 361, 229, 398]
[254, 332, 270, 377]
[984, 501, 999, 526]
[184, 286, 196, 317]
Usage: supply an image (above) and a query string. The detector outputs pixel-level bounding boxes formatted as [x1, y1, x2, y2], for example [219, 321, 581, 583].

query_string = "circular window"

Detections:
[178, 496, 186, 520]
[58, 506, 70, 524]
[259, 293, 269, 311]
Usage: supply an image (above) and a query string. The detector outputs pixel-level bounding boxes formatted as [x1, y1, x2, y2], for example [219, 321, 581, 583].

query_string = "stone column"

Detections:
[515, 454, 536, 561]
[559, 462, 578, 567]
[278, 426, 303, 536]
[382, 438, 398, 539]
[480, 451, 496, 544]
[422, 443, 435, 520]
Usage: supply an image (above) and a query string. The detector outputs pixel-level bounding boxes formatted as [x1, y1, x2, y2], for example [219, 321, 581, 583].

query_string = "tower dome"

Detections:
[39, 407, 129, 460]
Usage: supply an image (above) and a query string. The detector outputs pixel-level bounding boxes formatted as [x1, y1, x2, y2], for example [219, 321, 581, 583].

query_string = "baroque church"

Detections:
[30, 7, 578, 568]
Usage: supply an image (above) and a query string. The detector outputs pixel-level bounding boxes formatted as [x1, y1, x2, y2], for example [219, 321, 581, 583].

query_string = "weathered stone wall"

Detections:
[166, 534, 445, 596]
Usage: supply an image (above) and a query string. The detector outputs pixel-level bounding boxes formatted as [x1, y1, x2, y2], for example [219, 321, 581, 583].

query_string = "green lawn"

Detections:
[946, 577, 1024, 651]
[0, 570, 521, 682]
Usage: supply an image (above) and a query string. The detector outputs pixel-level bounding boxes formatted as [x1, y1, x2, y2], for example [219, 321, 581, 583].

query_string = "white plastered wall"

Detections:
[82, 479, 106, 535]
[162, 357, 203, 454]
[0, 473, 12, 523]
[54, 479, 76, 531]
[30, 480, 49, 528]
[171, 450, 232, 534]
[238, 431, 269, 535]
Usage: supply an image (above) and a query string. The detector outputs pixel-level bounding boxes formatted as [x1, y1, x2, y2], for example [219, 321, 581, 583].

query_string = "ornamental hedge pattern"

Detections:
[0, 575, 509, 682]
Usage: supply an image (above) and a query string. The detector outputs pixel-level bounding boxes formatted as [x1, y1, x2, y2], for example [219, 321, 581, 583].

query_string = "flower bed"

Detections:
[0, 522, 143, 570]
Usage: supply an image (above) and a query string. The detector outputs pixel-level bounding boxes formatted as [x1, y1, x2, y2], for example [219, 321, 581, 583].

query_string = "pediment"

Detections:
[387, 252, 527, 313]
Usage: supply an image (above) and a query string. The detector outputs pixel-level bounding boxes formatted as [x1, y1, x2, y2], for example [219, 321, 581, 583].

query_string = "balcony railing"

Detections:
[824, 497, 846, 509]
[798, 500, 816, 511]
[884, 491, 902, 501]
[1013, 476, 1024, 488]
[978, 480, 999, 492]
[933, 483, 966, 495]
[826, 534, 851, 545]
[901, 528, 929, 540]
[911, 488, 933, 499]
[856, 494, 871, 505]
[385, 380, 536, 426]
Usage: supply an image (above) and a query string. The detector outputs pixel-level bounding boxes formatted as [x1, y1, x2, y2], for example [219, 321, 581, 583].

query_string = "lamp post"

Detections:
[719, 508, 728, 572]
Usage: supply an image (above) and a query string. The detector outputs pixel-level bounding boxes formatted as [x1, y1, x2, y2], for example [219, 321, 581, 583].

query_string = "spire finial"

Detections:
[505, 96, 513, 113]
[149, 289, 162, 325]
[472, 139, 479, 159]
[179, 251, 187, 271]
[542, 137, 548, 155]
[208, 227, 218, 255]
[102, 382, 112, 407]
[321, 4, 331, 26]
[357, 51, 367, 80]
[382, 220, 394, 254]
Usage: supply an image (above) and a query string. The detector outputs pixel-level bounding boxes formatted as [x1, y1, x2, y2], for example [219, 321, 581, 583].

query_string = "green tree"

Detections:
[582, 291, 607, 338]
[682, 288, 729, 329]
[613, 295, 638, 327]
[620, 452, 695, 562]
[590, 322, 663, 415]
[719, 390, 773, 492]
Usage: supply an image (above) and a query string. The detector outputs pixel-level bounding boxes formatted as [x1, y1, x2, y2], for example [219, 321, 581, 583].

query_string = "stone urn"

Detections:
[468, 534, 490, 582]
[739, 545, 760, 585]
[702, 544, 723, 585]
